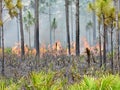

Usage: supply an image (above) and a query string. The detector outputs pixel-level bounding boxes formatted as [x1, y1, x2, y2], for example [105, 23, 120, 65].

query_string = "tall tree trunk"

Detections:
[93, 0, 96, 45]
[118, 0, 120, 47]
[0, 0, 4, 76]
[116, 2, 120, 71]
[111, 24, 113, 73]
[106, 28, 109, 53]
[1, 25, 4, 76]
[19, 9, 25, 58]
[103, 17, 107, 70]
[71, 2, 74, 42]
[114, 0, 120, 71]
[54, 29, 55, 43]
[34, 0, 40, 56]
[75, 0, 80, 55]
[0, 1, 2, 48]
[16, 16, 19, 43]
[49, 1, 52, 45]
[28, 28, 31, 48]
[86, 28, 88, 41]
[89, 29, 91, 46]
[98, 22, 102, 67]
[65, 0, 71, 55]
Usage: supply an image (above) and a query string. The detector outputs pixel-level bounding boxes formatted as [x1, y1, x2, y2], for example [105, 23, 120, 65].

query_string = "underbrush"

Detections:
[0, 71, 120, 90]
[0, 48, 118, 90]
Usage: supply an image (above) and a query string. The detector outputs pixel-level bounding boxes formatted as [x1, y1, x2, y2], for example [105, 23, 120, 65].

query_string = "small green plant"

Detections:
[4, 48, 12, 54]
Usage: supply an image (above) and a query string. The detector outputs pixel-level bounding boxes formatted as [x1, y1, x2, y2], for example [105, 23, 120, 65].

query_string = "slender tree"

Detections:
[19, 9, 24, 57]
[114, 0, 120, 71]
[51, 18, 57, 43]
[16, 0, 25, 58]
[86, 21, 93, 46]
[88, 0, 114, 70]
[107, 7, 116, 72]
[0, 0, 2, 48]
[23, 11, 35, 48]
[92, 0, 96, 45]
[0, 0, 4, 75]
[65, 0, 71, 55]
[70, 0, 74, 42]
[34, 0, 40, 56]
[103, 15, 107, 70]
[98, 21, 102, 67]
[48, 0, 52, 45]
[1, 0, 21, 75]
[1, 25, 4, 76]
[110, 22, 114, 73]
[39, 0, 57, 45]
[75, 0, 80, 55]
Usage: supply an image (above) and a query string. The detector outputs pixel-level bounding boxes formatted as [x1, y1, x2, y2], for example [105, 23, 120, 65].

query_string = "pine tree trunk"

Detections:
[19, 9, 25, 58]
[65, 0, 71, 55]
[54, 29, 55, 43]
[76, 0, 80, 55]
[103, 17, 107, 70]
[115, 0, 120, 72]
[98, 22, 102, 67]
[0, 0, 4, 76]
[93, 0, 96, 45]
[28, 28, 31, 48]
[49, 1, 52, 46]
[111, 24, 113, 73]
[71, 2, 74, 42]
[1, 25, 4, 76]
[89, 29, 91, 46]
[34, 0, 40, 56]
[16, 16, 19, 43]
[0, 1, 2, 48]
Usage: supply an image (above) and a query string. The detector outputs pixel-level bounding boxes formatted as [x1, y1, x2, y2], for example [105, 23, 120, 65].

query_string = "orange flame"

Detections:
[11, 38, 102, 57]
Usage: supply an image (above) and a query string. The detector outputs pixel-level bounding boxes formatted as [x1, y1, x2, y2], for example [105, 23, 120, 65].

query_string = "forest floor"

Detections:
[0, 52, 116, 81]
[0, 50, 120, 90]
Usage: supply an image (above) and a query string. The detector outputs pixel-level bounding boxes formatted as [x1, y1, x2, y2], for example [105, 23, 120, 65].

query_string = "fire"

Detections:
[67, 42, 76, 55]
[31, 48, 36, 55]
[82, 38, 90, 49]
[51, 41, 64, 56]
[52, 41, 62, 51]
[12, 43, 29, 56]
[11, 38, 102, 57]
[40, 44, 47, 57]
[81, 37, 103, 55]
[24, 45, 29, 55]
[12, 43, 21, 56]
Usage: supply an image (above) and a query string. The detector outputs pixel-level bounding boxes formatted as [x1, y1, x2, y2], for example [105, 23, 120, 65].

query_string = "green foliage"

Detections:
[68, 74, 120, 90]
[0, 80, 6, 90]
[107, 51, 115, 59]
[4, 48, 12, 54]
[0, 78, 23, 90]
[1, 71, 120, 90]
[0, 0, 23, 27]
[25, 71, 55, 90]
[4, 0, 23, 18]
[88, 0, 115, 25]
[80, 76, 98, 90]
[23, 10, 35, 32]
